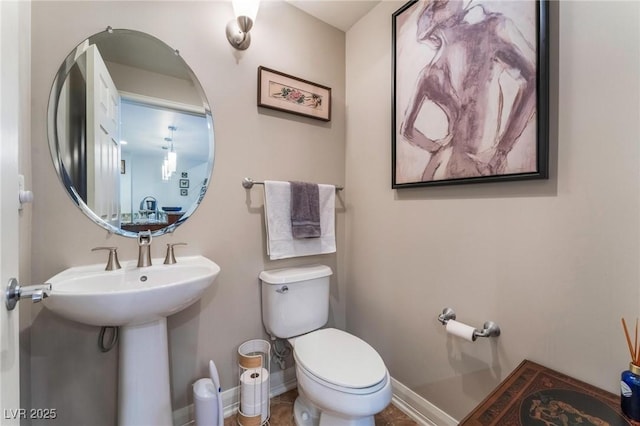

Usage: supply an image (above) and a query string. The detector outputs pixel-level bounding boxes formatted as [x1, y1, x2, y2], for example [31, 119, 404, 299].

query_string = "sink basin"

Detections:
[43, 255, 220, 326]
[43, 255, 220, 426]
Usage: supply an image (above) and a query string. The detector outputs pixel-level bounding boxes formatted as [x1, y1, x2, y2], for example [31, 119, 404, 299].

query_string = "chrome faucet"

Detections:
[137, 230, 153, 267]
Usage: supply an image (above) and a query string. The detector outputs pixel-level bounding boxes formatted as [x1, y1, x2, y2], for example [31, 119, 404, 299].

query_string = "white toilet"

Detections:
[260, 264, 392, 426]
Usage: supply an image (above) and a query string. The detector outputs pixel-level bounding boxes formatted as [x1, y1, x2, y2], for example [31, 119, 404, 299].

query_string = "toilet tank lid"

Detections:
[259, 264, 332, 285]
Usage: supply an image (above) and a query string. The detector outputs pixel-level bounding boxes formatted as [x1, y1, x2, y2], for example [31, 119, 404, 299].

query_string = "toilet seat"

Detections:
[293, 328, 387, 394]
[295, 361, 389, 396]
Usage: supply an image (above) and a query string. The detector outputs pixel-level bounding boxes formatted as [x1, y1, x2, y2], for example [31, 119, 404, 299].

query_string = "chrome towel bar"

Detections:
[242, 177, 343, 191]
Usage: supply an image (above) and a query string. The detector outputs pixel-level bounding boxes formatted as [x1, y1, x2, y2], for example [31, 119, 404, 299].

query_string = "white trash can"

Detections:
[193, 378, 220, 426]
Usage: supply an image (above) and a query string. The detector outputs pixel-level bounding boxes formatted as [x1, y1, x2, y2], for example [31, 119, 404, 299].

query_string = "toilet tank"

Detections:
[260, 264, 332, 339]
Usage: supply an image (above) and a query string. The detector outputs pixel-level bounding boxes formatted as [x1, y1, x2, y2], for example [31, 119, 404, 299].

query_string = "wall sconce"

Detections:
[226, 0, 260, 50]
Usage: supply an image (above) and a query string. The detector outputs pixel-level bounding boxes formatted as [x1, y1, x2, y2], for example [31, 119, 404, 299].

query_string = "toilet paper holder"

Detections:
[237, 339, 271, 425]
[438, 307, 501, 340]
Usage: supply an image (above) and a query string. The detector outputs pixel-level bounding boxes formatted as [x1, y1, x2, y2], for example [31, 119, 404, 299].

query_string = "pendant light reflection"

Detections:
[167, 151, 177, 174]
[161, 126, 177, 181]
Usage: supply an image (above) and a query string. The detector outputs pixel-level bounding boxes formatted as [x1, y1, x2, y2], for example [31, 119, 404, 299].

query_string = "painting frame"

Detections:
[392, 0, 549, 188]
[258, 66, 332, 122]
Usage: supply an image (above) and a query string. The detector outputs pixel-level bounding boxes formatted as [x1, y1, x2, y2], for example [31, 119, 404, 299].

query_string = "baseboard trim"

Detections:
[390, 377, 458, 426]
[175, 372, 457, 426]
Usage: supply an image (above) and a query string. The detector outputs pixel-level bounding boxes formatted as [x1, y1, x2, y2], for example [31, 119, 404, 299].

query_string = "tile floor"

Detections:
[225, 388, 418, 426]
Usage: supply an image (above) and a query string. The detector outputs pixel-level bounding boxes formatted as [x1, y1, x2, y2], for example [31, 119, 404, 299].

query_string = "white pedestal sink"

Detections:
[43, 255, 221, 426]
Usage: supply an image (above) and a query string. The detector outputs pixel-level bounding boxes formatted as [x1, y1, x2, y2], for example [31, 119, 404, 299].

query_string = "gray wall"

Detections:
[30, 2, 345, 424]
[345, 1, 640, 420]
[27, 0, 640, 424]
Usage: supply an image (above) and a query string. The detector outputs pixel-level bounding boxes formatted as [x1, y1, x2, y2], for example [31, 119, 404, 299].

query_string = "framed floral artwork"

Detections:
[392, 0, 549, 188]
[258, 66, 331, 121]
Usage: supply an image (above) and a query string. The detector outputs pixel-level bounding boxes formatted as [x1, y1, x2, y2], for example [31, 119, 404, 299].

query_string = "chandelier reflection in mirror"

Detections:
[162, 126, 178, 181]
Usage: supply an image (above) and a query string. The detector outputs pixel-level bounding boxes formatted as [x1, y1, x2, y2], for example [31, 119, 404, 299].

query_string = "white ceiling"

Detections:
[286, 0, 380, 32]
[120, 100, 210, 163]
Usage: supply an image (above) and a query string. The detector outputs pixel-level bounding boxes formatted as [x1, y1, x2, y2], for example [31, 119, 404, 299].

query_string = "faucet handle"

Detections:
[91, 247, 122, 271]
[164, 243, 187, 265]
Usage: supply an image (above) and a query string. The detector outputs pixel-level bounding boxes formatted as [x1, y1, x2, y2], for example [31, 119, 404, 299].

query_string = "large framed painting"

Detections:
[392, 0, 549, 188]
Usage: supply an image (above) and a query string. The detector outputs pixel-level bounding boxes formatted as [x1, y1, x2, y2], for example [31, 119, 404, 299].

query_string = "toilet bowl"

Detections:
[259, 265, 392, 425]
[289, 328, 392, 426]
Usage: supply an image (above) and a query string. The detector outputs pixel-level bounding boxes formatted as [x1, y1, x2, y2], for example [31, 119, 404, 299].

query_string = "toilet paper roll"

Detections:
[240, 367, 269, 419]
[241, 400, 269, 423]
[445, 319, 476, 342]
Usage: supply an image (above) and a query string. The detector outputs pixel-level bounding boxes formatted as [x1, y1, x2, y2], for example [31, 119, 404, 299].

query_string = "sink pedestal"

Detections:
[42, 256, 221, 425]
[118, 318, 173, 426]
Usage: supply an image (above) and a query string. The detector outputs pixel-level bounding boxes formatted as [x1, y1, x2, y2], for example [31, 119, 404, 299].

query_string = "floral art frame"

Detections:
[392, 0, 549, 188]
[258, 66, 331, 122]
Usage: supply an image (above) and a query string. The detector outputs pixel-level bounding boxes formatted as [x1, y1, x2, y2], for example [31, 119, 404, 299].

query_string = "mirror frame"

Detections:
[47, 27, 215, 238]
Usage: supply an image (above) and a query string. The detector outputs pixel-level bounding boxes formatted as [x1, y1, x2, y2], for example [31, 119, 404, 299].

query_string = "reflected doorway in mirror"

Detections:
[47, 27, 215, 238]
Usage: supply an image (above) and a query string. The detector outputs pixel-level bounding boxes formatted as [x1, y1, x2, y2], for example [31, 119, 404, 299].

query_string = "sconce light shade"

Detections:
[232, 0, 260, 23]
[226, 0, 260, 50]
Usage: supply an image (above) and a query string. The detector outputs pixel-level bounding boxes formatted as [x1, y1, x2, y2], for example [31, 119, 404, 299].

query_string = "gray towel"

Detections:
[290, 181, 321, 239]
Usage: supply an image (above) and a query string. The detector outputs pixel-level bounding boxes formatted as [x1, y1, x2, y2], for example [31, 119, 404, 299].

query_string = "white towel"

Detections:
[264, 180, 336, 260]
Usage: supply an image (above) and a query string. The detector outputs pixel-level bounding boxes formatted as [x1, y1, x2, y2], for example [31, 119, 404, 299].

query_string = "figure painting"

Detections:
[392, 0, 548, 187]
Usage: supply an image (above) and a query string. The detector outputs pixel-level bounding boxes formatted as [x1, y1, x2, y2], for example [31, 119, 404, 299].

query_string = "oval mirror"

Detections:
[47, 28, 214, 237]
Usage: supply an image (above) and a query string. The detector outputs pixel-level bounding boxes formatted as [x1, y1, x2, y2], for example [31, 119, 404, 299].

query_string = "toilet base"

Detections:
[292, 391, 375, 426]
[293, 394, 319, 426]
